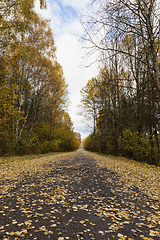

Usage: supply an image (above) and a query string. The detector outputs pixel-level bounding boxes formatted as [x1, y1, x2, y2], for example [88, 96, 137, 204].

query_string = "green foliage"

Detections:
[83, 134, 98, 152]
[81, 65, 159, 166]
[99, 135, 116, 155]
[118, 129, 160, 166]
[80, 0, 160, 167]
[0, 81, 19, 129]
[14, 137, 62, 155]
[84, 133, 116, 155]
[33, 122, 50, 142]
[0, 132, 15, 156]
[49, 139, 61, 152]
[84, 130, 160, 166]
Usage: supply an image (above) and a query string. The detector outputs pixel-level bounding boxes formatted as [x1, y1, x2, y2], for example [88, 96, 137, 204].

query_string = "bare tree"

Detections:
[81, 0, 160, 162]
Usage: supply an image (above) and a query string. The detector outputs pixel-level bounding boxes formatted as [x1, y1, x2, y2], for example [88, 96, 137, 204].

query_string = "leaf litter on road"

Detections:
[0, 149, 159, 239]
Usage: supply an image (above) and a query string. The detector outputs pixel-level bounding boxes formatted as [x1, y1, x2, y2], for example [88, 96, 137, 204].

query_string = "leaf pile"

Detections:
[88, 152, 160, 201]
[0, 153, 71, 195]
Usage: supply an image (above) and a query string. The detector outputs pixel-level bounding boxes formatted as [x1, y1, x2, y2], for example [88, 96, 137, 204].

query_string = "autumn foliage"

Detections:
[81, 0, 160, 166]
[81, 65, 160, 166]
[0, 0, 80, 155]
[82, 68, 160, 166]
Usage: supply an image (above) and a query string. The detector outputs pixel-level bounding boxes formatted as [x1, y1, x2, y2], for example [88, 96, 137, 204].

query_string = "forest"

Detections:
[80, 0, 160, 166]
[0, 0, 159, 165]
[0, 0, 81, 155]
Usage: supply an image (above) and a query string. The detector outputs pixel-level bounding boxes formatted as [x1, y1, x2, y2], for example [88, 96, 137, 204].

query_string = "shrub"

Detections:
[15, 139, 30, 155]
[49, 139, 61, 152]
[118, 129, 160, 166]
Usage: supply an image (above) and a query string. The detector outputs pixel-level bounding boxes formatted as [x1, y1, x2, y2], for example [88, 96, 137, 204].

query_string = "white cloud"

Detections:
[56, 32, 98, 138]
[35, 0, 63, 36]
[60, 0, 90, 13]
[35, 0, 99, 139]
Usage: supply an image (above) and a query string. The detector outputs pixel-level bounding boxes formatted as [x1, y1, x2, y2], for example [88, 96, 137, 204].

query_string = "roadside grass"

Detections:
[0, 148, 80, 166]
[0, 151, 74, 196]
[86, 150, 160, 170]
[0, 152, 63, 166]
[0, 150, 78, 187]
[85, 150, 160, 202]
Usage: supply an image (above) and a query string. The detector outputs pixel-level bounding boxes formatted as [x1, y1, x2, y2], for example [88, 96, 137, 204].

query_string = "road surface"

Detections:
[0, 149, 159, 239]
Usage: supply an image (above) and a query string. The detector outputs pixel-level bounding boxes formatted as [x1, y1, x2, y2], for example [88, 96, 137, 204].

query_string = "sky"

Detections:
[35, 0, 98, 139]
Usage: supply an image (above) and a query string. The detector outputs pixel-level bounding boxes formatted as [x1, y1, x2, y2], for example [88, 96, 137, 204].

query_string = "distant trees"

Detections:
[81, 0, 160, 165]
[0, 0, 80, 155]
[79, 78, 99, 135]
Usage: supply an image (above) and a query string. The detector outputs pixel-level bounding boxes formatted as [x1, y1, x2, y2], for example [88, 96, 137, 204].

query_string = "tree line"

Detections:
[0, 0, 81, 155]
[80, 0, 160, 166]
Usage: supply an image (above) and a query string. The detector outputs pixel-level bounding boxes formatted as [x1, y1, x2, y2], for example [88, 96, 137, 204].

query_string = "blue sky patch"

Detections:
[52, 0, 78, 22]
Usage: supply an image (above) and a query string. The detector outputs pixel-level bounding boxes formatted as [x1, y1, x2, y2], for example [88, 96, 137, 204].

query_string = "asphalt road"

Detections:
[0, 150, 159, 239]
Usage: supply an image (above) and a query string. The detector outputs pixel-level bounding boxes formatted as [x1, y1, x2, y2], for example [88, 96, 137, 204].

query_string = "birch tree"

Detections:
[81, 0, 160, 162]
